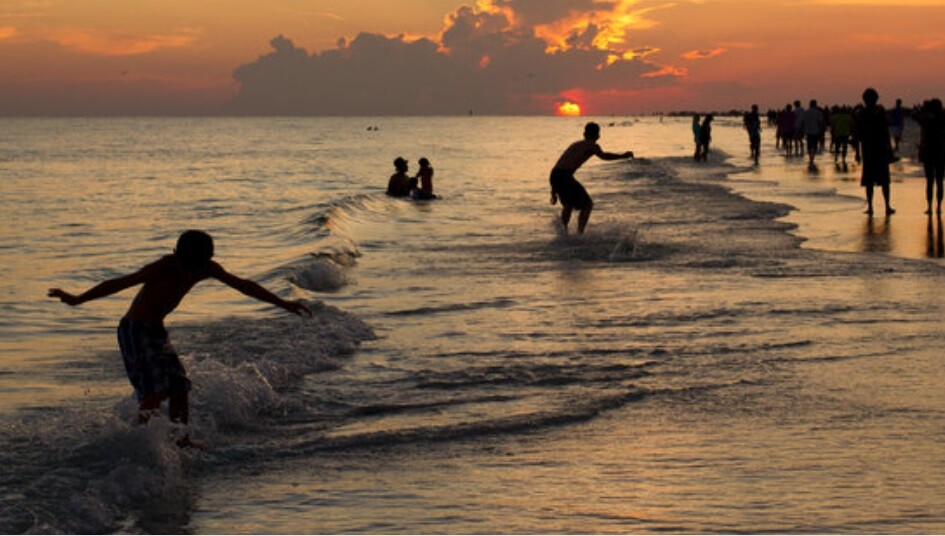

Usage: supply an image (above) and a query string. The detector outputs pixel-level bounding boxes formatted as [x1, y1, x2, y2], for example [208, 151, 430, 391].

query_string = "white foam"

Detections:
[292, 258, 350, 292]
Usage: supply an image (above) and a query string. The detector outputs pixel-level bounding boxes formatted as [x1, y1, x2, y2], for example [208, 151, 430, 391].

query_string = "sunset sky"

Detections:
[2, 0, 944, 115]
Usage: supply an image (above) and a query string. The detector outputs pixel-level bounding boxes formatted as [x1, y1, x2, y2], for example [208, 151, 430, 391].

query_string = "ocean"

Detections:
[2, 115, 945, 533]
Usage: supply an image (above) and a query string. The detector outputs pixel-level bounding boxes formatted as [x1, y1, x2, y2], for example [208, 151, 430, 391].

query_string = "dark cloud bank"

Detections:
[225, 5, 670, 115]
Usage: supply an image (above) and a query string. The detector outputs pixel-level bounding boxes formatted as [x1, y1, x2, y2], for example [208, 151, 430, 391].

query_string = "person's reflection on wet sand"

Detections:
[862, 215, 893, 254]
[927, 214, 944, 258]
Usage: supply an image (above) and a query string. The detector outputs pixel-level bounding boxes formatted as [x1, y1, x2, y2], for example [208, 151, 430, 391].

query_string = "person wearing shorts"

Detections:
[49, 230, 311, 447]
[549, 122, 634, 234]
[118, 317, 191, 423]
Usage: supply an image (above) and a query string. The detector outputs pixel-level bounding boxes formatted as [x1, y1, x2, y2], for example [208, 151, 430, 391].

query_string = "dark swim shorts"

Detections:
[117, 317, 191, 401]
[550, 168, 592, 209]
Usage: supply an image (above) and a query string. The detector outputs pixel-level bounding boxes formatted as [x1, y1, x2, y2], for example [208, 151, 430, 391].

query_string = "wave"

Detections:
[0, 301, 375, 534]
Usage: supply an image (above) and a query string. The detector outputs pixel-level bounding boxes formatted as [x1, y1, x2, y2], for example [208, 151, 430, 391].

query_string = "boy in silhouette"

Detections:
[550, 122, 634, 234]
[48, 230, 311, 446]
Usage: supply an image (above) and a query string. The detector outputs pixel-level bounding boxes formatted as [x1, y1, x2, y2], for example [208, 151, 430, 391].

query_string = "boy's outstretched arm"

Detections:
[209, 262, 312, 317]
[48, 265, 153, 306]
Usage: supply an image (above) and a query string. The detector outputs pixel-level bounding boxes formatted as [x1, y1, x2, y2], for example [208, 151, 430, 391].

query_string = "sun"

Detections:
[556, 101, 582, 116]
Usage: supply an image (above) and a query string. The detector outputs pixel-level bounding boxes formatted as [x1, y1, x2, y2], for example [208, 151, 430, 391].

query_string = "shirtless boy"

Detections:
[48, 230, 311, 446]
[550, 122, 634, 234]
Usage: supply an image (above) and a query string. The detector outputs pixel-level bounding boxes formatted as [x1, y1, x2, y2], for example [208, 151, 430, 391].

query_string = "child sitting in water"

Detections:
[413, 157, 435, 200]
[48, 230, 311, 447]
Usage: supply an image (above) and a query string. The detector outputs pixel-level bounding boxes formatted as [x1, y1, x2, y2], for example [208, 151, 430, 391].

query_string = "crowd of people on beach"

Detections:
[749, 89, 945, 216]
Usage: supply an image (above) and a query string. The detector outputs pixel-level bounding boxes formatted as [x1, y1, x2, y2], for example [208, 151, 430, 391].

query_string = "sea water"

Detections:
[2, 116, 945, 533]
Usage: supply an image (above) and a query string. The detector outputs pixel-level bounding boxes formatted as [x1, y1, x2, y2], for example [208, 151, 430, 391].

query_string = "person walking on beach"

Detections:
[48, 230, 312, 447]
[830, 106, 854, 167]
[889, 98, 906, 154]
[697, 115, 713, 162]
[387, 157, 416, 197]
[744, 105, 762, 165]
[855, 88, 895, 216]
[800, 99, 827, 169]
[793, 100, 806, 156]
[692, 114, 702, 160]
[918, 98, 945, 214]
[550, 122, 634, 234]
[777, 104, 796, 155]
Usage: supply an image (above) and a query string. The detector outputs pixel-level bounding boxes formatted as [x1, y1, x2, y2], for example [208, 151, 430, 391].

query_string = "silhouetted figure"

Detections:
[387, 157, 416, 197]
[692, 114, 701, 160]
[800, 99, 826, 169]
[889, 98, 905, 153]
[918, 98, 945, 214]
[793, 100, 806, 155]
[697, 114, 713, 162]
[855, 88, 895, 216]
[744, 105, 762, 165]
[413, 157, 436, 200]
[48, 231, 311, 447]
[777, 104, 796, 154]
[851, 104, 864, 163]
[550, 122, 634, 234]
[830, 106, 854, 167]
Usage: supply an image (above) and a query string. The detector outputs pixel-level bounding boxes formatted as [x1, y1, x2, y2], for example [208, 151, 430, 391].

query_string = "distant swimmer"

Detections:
[549, 122, 634, 234]
[413, 157, 436, 200]
[48, 230, 311, 448]
[387, 157, 416, 197]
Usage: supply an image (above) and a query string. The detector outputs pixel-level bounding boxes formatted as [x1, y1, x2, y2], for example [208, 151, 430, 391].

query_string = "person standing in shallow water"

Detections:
[744, 105, 762, 165]
[697, 115, 713, 162]
[692, 114, 702, 160]
[549, 122, 634, 234]
[918, 98, 945, 215]
[48, 230, 312, 448]
[855, 88, 895, 216]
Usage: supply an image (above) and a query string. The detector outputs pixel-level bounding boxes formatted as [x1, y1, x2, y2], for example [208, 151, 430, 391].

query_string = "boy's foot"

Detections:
[864, 208, 874, 215]
[886, 207, 896, 216]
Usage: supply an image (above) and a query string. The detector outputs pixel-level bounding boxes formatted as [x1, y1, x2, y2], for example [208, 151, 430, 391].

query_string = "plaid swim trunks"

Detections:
[117, 317, 191, 402]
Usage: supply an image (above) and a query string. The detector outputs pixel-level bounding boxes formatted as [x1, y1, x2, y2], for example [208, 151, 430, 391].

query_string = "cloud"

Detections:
[227, 2, 680, 115]
[681, 47, 726, 60]
[0, 0, 51, 19]
[47, 27, 201, 56]
[0, 27, 17, 40]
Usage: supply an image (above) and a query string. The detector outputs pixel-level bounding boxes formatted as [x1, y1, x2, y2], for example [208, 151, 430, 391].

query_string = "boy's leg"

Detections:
[577, 206, 592, 234]
[138, 393, 164, 424]
[560, 205, 573, 229]
[168, 377, 190, 425]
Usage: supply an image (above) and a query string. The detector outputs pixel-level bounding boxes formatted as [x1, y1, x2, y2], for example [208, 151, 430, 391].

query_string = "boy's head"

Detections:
[394, 157, 408, 172]
[175, 230, 214, 272]
[418, 157, 429, 167]
[583, 122, 601, 141]
[862, 88, 879, 106]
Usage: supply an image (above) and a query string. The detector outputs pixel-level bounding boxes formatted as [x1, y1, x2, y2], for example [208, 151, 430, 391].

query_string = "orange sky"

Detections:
[1, 0, 944, 115]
